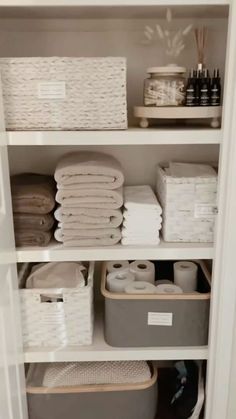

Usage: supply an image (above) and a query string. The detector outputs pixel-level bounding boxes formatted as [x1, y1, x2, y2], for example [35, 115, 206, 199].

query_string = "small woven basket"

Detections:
[156, 165, 218, 242]
[0, 57, 127, 130]
[18, 261, 94, 347]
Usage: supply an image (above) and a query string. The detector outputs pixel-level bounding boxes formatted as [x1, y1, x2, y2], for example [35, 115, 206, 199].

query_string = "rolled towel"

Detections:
[55, 207, 123, 226]
[55, 227, 121, 247]
[13, 213, 55, 232]
[124, 185, 162, 213]
[11, 173, 56, 214]
[56, 187, 123, 209]
[15, 230, 52, 247]
[55, 151, 124, 190]
[26, 262, 86, 289]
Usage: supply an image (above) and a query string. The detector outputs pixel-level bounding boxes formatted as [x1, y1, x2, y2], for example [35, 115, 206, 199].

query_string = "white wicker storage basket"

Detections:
[156, 165, 218, 243]
[18, 261, 94, 347]
[0, 57, 127, 130]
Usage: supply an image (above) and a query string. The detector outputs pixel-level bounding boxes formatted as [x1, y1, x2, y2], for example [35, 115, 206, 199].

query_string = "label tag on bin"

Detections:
[194, 203, 218, 218]
[37, 82, 66, 99]
[148, 312, 173, 326]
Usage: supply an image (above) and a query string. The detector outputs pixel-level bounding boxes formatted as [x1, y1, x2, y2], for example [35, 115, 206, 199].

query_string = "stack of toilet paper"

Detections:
[106, 260, 157, 294]
[121, 185, 162, 245]
[106, 260, 199, 295]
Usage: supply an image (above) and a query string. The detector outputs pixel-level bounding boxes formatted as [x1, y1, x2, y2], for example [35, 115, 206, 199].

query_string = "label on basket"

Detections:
[148, 312, 173, 326]
[194, 204, 218, 218]
[37, 82, 66, 99]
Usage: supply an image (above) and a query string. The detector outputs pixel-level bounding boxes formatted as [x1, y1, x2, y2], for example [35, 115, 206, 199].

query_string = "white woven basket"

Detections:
[0, 57, 127, 130]
[156, 165, 218, 243]
[18, 261, 94, 347]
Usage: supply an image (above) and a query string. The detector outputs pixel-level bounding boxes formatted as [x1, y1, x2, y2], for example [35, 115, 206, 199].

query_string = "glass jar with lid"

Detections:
[144, 65, 186, 107]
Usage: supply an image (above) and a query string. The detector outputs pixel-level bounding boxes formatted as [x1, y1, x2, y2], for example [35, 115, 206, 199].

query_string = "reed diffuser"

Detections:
[194, 27, 208, 71]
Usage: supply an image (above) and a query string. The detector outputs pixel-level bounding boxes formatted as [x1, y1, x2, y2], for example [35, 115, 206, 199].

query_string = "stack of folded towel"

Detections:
[54, 152, 124, 246]
[11, 174, 56, 247]
[121, 185, 162, 245]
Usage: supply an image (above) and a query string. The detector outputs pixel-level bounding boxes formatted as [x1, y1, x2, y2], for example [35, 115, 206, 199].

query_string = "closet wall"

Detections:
[0, 11, 228, 125]
[8, 144, 219, 186]
[2, 10, 227, 178]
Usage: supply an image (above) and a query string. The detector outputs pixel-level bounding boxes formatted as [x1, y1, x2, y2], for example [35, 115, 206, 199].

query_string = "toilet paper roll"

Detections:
[106, 260, 129, 274]
[129, 260, 155, 284]
[107, 270, 135, 293]
[174, 261, 198, 292]
[156, 284, 183, 294]
[155, 279, 173, 286]
[125, 281, 157, 294]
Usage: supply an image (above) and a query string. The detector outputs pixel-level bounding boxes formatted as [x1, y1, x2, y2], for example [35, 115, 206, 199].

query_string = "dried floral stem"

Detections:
[142, 7, 193, 59]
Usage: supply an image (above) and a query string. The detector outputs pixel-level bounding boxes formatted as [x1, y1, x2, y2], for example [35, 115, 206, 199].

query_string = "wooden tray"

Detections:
[134, 106, 222, 128]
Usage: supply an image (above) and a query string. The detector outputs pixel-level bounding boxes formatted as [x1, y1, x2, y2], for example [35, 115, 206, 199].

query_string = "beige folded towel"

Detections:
[55, 227, 121, 247]
[55, 207, 123, 228]
[15, 230, 52, 247]
[26, 262, 86, 289]
[56, 187, 123, 209]
[55, 152, 124, 190]
[13, 213, 54, 232]
[58, 220, 122, 229]
[11, 173, 56, 214]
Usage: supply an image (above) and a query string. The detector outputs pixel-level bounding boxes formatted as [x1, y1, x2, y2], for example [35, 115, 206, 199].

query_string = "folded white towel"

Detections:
[121, 237, 160, 245]
[122, 227, 161, 236]
[122, 230, 160, 238]
[124, 185, 162, 213]
[124, 217, 161, 227]
[123, 209, 162, 220]
[123, 220, 162, 230]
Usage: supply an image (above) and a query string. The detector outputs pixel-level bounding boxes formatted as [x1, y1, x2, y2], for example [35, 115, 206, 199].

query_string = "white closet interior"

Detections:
[1, 2, 236, 419]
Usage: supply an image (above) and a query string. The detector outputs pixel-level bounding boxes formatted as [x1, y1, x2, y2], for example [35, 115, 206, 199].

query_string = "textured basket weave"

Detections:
[0, 57, 127, 130]
[156, 165, 217, 243]
[41, 361, 152, 387]
[18, 261, 94, 347]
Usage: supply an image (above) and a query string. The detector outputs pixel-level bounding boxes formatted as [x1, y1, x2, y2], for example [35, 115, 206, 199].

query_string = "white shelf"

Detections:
[6, 128, 222, 146]
[16, 240, 214, 262]
[24, 312, 208, 363]
[0, 0, 229, 7]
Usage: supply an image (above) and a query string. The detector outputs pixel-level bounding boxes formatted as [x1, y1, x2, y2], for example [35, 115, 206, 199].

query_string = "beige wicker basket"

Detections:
[18, 261, 94, 347]
[156, 164, 218, 243]
[0, 57, 127, 130]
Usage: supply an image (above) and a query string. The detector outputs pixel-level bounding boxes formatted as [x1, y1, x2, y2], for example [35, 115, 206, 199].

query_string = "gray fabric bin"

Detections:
[101, 260, 211, 347]
[26, 363, 158, 419]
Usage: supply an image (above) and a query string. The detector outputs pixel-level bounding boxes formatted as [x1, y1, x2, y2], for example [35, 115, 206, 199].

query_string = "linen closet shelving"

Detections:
[1, 1, 236, 419]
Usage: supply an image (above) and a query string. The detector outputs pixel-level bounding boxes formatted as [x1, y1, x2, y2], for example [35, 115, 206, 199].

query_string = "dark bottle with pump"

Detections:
[210, 69, 221, 106]
[195, 69, 202, 106]
[185, 69, 196, 106]
[199, 69, 210, 106]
